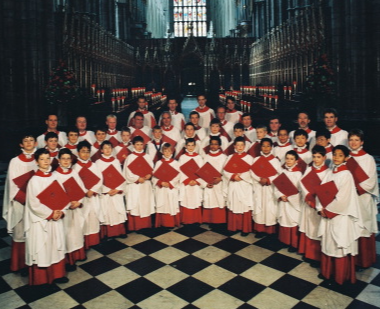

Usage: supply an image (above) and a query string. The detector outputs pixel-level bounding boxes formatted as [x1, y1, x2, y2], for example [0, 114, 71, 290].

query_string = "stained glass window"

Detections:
[174, 0, 207, 37]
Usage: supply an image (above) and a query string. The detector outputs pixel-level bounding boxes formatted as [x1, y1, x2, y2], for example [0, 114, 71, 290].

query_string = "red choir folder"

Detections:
[131, 129, 150, 144]
[91, 150, 102, 162]
[128, 155, 153, 177]
[224, 154, 251, 173]
[63, 177, 86, 202]
[162, 134, 177, 147]
[272, 173, 299, 197]
[180, 159, 200, 180]
[301, 170, 322, 195]
[116, 147, 131, 164]
[251, 156, 277, 178]
[195, 162, 222, 184]
[102, 164, 125, 189]
[13, 170, 35, 205]
[153, 162, 179, 182]
[247, 142, 261, 158]
[297, 158, 307, 174]
[37, 180, 71, 210]
[79, 167, 100, 190]
[108, 136, 119, 148]
[315, 180, 338, 208]
[346, 157, 369, 186]
[224, 143, 235, 156]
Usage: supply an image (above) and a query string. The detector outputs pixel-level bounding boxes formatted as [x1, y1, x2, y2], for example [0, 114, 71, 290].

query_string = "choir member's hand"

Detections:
[161, 181, 170, 188]
[189, 180, 197, 186]
[280, 196, 288, 202]
[318, 209, 327, 218]
[207, 183, 214, 188]
[138, 177, 146, 183]
[234, 174, 242, 181]
[144, 174, 152, 180]
[70, 201, 81, 209]
[259, 177, 267, 186]
[86, 190, 94, 198]
[108, 189, 119, 196]
[53, 210, 62, 220]
[213, 177, 222, 185]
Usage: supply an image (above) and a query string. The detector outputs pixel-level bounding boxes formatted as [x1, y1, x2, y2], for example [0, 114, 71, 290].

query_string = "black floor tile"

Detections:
[167, 277, 214, 302]
[291, 302, 319, 309]
[0, 259, 11, 276]
[237, 304, 259, 309]
[0, 228, 8, 238]
[170, 255, 211, 275]
[15, 284, 61, 303]
[370, 272, 380, 287]
[319, 278, 367, 298]
[182, 305, 200, 309]
[174, 225, 208, 237]
[136, 227, 169, 238]
[116, 277, 162, 303]
[92, 239, 128, 255]
[69, 306, 87, 309]
[0, 238, 9, 249]
[218, 276, 266, 302]
[79, 256, 121, 276]
[64, 278, 111, 303]
[132, 239, 168, 255]
[371, 255, 380, 270]
[215, 254, 256, 274]
[260, 253, 302, 273]
[172, 238, 208, 254]
[0, 276, 12, 293]
[125, 256, 165, 276]
[15, 305, 32, 309]
[253, 234, 287, 252]
[269, 274, 317, 300]
[213, 237, 249, 253]
[346, 299, 380, 309]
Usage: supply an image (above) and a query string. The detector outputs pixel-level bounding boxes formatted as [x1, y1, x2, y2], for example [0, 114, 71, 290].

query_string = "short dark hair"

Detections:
[189, 111, 200, 118]
[293, 129, 308, 140]
[210, 136, 222, 146]
[233, 136, 245, 145]
[241, 113, 251, 119]
[285, 150, 299, 161]
[348, 129, 364, 141]
[95, 127, 107, 134]
[233, 123, 244, 130]
[58, 148, 72, 159]
[45, 132, 58, 141]
[67, 127, 79, 135]
[323, 108, 338, 117]
[210, 118, 221, 126]
[312, 145, 326, 156]
[316, 129, 331, 139]
[226, 96, 235, 103]
[185, 138, 196, 145]
[260, 137, 273, 146]
[35, 148, 49, 161]
[333, 145, 349, 157]
[100, 140, 113, 149]
[77, 141, 92, 152]
[132, 136, 144, 144]
[134, 111, 144, 119]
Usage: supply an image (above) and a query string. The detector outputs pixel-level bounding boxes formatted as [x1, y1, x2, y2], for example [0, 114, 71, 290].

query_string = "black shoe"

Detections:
[318, 274, 327, 280]
[117, 234, 128, 239]
[20, 268, 28, 277]
[240, 232, 249, 237]
[53, 277, 69, 284]
[65, 264, 77, 272]
[77, 257, 87, 262]
[288, 246, 297, 253]
[255, 232, 265, 239]
[310, 261, 320, 268]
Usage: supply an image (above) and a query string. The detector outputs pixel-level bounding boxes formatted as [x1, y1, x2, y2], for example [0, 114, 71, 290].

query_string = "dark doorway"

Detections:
[180, 54, 204, 96]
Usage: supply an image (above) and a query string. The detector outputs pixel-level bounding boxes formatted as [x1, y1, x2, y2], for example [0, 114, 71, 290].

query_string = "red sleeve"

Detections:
[356, 184, 366, 196]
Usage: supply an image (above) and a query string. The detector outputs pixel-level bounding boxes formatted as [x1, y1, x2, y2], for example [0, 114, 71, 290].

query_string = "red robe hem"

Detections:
[278, 226, 299, 248]
[253, 223, 277, 234]
[10, 241, 27, 272]
[202, 207, 227, 224]
[321, 253, 356, 285]
[180, 206, 202, 224]
[127, 215, 152, 231]
[84, 233, 100, 250]
[66, 247, 86, 265]
[298, 232, 321, 261]
[155, 213, 181, 228]
[28, 258, 66, 285]
[227, 210, 252, 233]
[100, 223, 126, 238]
[355, 234, 377, 268]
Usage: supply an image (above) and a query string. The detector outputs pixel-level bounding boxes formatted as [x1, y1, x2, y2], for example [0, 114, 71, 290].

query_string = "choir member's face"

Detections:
[269, 119, 281, 132]
[197, 96, 207, 107]
[348, 135, 363, 151]
[95, 131, 106, 142]
[153, 129, 162, 140]
[185, 142, 196, 153]
[101, 144, 113, 156]
[134, 116, 144, 129]
[261, 141, 272, 155]
[285, 154, 297, 167]
[209, 140, 220, 152]
[227, 100, 235, 111]
[234, 129, 244, 137]
[121, 131, 131, 143]
[312, 153, 325, 167]
[46, 138, 58, 150]
[106, 117, 117, 130]
[134, 141, 144, 152]
[242, 116, 252, 128]
[189, 114, 200, 125]
[46, 115, 58, 130]
[256, 128, 267, 140]
[162, 113, 172, 127]
[37, 153, 50, 171]
[297, 113, 310, 129]
[168, 100, 177, 111]
[68, 132, 79, 144]
[20, 137, 36, 152]
[210, 124, 221, 134]
[234, 141, 245, 153]
[76, 117, 87, 131]
[163, 148, 173, 158]
[324, 113, 337, 129]
[185, 125, 195, 137]
[278, 130, 289, 144]
[316, 136, 329, 147]
[59, 153, 72, 168]
[78, 147, 91, 161]
[294, 135, 307, 147]
[333, 149, 347, 165]
[137, 98, 146, 109]
[216, 108, 226, 120]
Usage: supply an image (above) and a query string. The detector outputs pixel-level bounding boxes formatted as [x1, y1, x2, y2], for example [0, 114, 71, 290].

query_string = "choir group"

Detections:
[2, 95, 378, 287]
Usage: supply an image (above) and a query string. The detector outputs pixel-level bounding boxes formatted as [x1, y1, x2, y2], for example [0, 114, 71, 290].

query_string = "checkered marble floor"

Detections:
[0, 159, 379, 309]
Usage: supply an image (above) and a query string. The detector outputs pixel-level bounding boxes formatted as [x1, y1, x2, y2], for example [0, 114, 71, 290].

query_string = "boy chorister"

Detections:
[273, 128, 293, 164]
[316, 145, 362, 284]
[241, 113, 257, 143]
[200, 119, 228, 157]
[63, 127, 80, 163]
[146, 126, 165, 164]
[54, 148, 87, 271]
[189, 111, 207, 141]
[114, 126, 133, 166]
[292, 129, 312, 174]
[347, 129, 379, 269]
[251, 138, 281, 237]
[91, 127, 108, 162]
[274, 150, 303, 252]
[223, 136, 254, 236]
[178, 138, 205, 225]
[3, 134, 37, 274]
[45, 132, 60, 171]
[73, 141, 104, 249]
[96, 141, 127, 239]
[201, 136, 228, 226]
[25, 148, 69, 285]
[316, 129, 333, 167]
[224, 123, 251, 156]
[175, 122, 202, 160]
[247, 125, 268, 158]
[298, 145, 330, 266]
[124, 136, 155, 231]
[152, 143, 181, 228]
